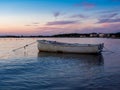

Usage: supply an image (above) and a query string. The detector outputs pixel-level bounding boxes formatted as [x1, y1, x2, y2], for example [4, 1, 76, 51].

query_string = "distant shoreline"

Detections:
[0, 33, 120, 39]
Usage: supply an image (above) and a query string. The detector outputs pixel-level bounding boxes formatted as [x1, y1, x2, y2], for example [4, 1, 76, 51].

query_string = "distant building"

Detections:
[111, 35, 116, 38]
[90, 33, 98, 37]
[99, 33, 105, 37]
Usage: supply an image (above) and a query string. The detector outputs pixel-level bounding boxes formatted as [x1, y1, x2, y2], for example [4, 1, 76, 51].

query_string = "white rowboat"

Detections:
[37, 40, 104, 54]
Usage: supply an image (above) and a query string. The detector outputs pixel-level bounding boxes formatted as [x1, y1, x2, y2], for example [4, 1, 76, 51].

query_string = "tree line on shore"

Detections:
[0, 32, 120, 38]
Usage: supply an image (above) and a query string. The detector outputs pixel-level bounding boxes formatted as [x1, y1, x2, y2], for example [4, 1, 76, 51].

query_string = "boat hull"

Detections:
[37, 40, 104, 54]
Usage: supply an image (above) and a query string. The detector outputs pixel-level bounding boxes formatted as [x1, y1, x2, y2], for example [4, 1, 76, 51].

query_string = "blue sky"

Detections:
[0, 0, 120, 35]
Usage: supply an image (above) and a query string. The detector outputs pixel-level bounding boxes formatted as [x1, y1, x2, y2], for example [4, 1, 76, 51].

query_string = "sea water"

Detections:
[0, 38, 120, 90]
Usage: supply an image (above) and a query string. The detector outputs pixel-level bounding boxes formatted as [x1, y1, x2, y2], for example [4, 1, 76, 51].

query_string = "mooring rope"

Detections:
[12, 41, 36, 52]
[103, 46, 114, 53]
[0, 41, 37, 58]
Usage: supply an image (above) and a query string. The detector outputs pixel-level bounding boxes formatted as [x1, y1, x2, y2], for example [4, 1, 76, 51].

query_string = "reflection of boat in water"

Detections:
[38, 52, 104, 66]
[37, 40, 104, 54]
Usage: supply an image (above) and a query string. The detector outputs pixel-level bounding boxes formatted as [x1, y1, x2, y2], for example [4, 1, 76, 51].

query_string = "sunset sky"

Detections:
[0, 0, 120, 35]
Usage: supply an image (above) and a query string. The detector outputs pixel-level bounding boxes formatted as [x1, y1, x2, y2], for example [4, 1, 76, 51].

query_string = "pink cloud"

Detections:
[82, 2, 96, 9]
[101, 23, 111, 27]
[2, 22, 119, 36]
[34, 23, 120, 35]
[35, 26, 72, 35]
[80, 23, 120, 33]
[74, 2, 96, 9]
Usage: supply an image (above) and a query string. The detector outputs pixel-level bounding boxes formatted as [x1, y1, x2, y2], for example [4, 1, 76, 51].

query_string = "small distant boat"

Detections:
[37, 40, 104, 54]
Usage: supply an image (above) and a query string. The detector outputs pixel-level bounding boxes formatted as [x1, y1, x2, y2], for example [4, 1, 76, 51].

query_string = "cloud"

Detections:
[46, 20, 79, 25]
[74, 2, 96, 9]
[82, 2, 96, 9]
[25, 22, 39, 27]
[25, 25, 31, 26]
[35, 26, 70, 35]
[35, 23, 120, 35]
[36, 26, 63, 31]
[97, 18, 120, 23]
[53, 12, 61, 18]
[70, 14, 86, 18]
[98, 10, 119, 14]
[101, 13, 118, 19]
[53, 11, 66, 18]
[32, 22, 39, 24]
[70, 23, 120, 33]
[97, 13, 120, 23]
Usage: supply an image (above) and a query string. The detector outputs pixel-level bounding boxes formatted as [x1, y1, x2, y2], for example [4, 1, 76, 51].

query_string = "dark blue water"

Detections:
[0, 38, 120, 90]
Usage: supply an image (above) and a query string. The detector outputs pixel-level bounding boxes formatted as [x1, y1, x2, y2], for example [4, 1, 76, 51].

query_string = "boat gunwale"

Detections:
[37, 40, 103, 47]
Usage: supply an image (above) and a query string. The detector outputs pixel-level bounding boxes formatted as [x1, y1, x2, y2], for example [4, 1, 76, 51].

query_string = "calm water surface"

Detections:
[0, 38, 120, 90]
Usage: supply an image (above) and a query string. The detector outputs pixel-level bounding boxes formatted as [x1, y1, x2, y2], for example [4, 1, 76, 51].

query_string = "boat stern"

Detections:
[98, 43, 104, 53]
